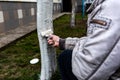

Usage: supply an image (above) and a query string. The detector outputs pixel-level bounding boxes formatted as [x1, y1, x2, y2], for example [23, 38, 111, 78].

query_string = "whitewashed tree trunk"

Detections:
[71, 0, 77, 27]
[37, 0, 56, 80]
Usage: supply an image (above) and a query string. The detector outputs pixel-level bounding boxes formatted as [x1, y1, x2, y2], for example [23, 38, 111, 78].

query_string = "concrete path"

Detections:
[0, 13, 70, 50]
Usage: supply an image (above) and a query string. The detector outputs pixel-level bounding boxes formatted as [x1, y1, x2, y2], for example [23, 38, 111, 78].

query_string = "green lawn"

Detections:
[0, 14, 87, 80]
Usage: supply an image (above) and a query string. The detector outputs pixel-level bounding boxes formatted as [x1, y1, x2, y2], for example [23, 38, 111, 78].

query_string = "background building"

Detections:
[0, 0, 93, 33]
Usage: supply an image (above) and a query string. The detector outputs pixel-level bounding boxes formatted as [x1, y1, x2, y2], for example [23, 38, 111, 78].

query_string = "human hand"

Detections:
[47, 35, 60, 47]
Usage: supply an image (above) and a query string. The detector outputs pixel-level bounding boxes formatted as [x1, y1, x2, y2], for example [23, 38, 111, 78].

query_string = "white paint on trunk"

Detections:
[37, 0, 56, 80]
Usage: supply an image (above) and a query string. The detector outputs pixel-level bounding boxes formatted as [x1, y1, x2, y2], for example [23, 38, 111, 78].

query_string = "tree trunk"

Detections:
[71, 0, 77, 27]
[37, 0, 56, 80]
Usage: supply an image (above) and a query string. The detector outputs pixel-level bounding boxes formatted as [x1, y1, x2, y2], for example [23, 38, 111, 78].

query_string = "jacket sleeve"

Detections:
[64, 37, 86, 50]
[72, 0, 120, 80]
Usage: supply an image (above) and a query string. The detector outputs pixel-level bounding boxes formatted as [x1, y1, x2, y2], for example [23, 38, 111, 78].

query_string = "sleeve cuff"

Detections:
[59, 38, 65, 50]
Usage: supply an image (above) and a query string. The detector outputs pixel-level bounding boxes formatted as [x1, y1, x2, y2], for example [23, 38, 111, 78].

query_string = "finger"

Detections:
[48, 41, 53, 44]
[48, 39, 53, 43]
[50, 42, 54, 45]
[47, 36, 53, 40]
[53, 41, 59, 47]
[48, 40, 55, 45]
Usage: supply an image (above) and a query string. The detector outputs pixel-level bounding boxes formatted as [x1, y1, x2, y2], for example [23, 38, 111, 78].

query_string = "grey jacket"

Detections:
[64, 0, 120, 80]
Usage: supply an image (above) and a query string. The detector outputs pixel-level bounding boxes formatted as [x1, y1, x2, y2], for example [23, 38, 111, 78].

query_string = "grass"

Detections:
[0, 14, 87, 80]
[54, 14, 87, 38]
[0, 33, 40, 80]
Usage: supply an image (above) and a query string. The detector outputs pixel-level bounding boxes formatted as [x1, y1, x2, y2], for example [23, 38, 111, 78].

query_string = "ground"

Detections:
[0, 14, 87, 80]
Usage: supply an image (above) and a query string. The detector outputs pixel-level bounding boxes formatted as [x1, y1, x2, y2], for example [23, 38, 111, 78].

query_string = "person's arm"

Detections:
[48, 35, 86, 50]
[64, 37, 86, 50]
